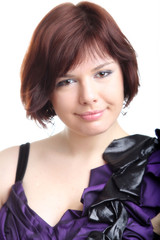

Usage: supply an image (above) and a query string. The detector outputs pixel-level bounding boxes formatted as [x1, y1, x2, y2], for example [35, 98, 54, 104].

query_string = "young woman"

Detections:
[0, 2, 160, 239]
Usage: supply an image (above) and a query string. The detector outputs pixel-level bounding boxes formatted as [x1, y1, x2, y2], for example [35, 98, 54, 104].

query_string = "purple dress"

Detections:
[0, 130, 160, 240]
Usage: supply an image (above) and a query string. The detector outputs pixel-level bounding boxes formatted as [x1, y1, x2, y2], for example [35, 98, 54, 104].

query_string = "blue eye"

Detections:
[56, 79, 76, 88]
[95, 71, 112, 78]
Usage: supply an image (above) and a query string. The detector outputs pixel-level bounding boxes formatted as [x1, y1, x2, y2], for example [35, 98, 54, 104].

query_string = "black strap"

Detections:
[15, 143, 30, 182]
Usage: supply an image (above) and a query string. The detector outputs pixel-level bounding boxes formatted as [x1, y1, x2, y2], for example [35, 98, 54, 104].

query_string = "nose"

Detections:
[79, 80, 98, 105]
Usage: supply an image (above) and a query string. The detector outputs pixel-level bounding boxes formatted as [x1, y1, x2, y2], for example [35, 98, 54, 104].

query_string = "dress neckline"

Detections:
[12, 163, 112, 229]
[9, 132, 158, 229]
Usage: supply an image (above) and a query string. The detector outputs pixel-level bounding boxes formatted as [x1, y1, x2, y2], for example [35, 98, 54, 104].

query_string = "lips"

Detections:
[76, 110, 105, 121]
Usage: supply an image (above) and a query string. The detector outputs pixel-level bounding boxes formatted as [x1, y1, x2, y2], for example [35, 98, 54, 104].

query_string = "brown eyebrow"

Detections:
[60, 74, 75, 78]
[92, 61, 114, 72]
[60, 61, 114, 78]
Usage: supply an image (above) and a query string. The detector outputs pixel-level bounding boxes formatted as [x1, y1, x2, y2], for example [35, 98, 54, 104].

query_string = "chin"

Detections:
[77, 125, 111, 137]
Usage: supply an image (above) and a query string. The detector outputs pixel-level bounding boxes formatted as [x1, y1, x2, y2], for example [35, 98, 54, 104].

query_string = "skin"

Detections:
[52, 54, 124, 138]
[0, 52, 160, 233]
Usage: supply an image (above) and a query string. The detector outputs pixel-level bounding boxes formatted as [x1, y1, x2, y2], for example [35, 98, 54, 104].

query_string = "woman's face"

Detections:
[51, 53, 124, 137]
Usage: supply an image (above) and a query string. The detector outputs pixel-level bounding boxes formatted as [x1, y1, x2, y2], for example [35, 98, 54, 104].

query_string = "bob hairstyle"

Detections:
[21, 1, 139, 127]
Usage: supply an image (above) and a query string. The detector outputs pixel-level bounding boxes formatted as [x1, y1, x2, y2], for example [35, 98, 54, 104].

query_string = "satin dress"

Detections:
[0, 130, 160, 240]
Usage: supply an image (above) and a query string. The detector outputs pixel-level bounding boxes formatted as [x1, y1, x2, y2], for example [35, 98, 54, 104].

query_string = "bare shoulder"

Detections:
[30, 132, 64, 156]
[0, 145, 19, 208]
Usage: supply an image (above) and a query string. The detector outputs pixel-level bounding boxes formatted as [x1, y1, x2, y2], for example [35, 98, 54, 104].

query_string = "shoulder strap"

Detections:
[15, 143, 30, 182]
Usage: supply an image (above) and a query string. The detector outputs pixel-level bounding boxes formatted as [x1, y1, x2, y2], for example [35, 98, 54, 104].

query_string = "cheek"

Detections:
[103, 79, 124, 104]
[113, 74, 124, 99]
[52, 92, 75, 112]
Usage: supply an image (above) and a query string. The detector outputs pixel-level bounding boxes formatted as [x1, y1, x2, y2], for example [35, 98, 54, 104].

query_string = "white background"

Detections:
[0, 0, 160, 150]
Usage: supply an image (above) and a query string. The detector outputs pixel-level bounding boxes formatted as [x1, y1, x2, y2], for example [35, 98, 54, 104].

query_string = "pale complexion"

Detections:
[0, 53, 160, 233]
[52, 55, 125, 138]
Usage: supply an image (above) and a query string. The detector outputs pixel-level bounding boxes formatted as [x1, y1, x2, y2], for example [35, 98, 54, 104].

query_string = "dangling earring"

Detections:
[46, 117, 55, 136]
[121, 99, 129, 116]
[45, 102, 56, 136]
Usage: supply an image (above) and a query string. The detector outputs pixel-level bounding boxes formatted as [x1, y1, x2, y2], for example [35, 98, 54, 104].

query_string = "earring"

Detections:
[121, 99, 128, 116]
[45, 101, 56, 136]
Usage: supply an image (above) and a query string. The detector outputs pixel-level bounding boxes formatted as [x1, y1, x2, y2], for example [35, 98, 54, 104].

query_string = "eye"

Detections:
[95, 70, 112, 78]
[56, 79, 76, 88]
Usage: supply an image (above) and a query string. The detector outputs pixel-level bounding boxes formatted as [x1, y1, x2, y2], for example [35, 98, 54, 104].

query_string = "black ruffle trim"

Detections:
[87, 130, 160, 240]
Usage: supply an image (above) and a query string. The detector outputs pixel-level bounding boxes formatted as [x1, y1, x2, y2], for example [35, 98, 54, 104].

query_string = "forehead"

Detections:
[67, 50, 114, 73]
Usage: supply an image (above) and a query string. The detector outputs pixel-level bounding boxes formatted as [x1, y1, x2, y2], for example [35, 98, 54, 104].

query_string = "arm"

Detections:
[0, 146, 19, 208]
[151, 213, 160, 236]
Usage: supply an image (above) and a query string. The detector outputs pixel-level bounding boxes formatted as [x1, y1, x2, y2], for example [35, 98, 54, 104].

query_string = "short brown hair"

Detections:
[20, 1, 139, 127]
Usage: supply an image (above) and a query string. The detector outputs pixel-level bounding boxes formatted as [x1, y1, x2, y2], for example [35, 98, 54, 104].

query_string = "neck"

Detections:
[60, 121, 128, 158]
